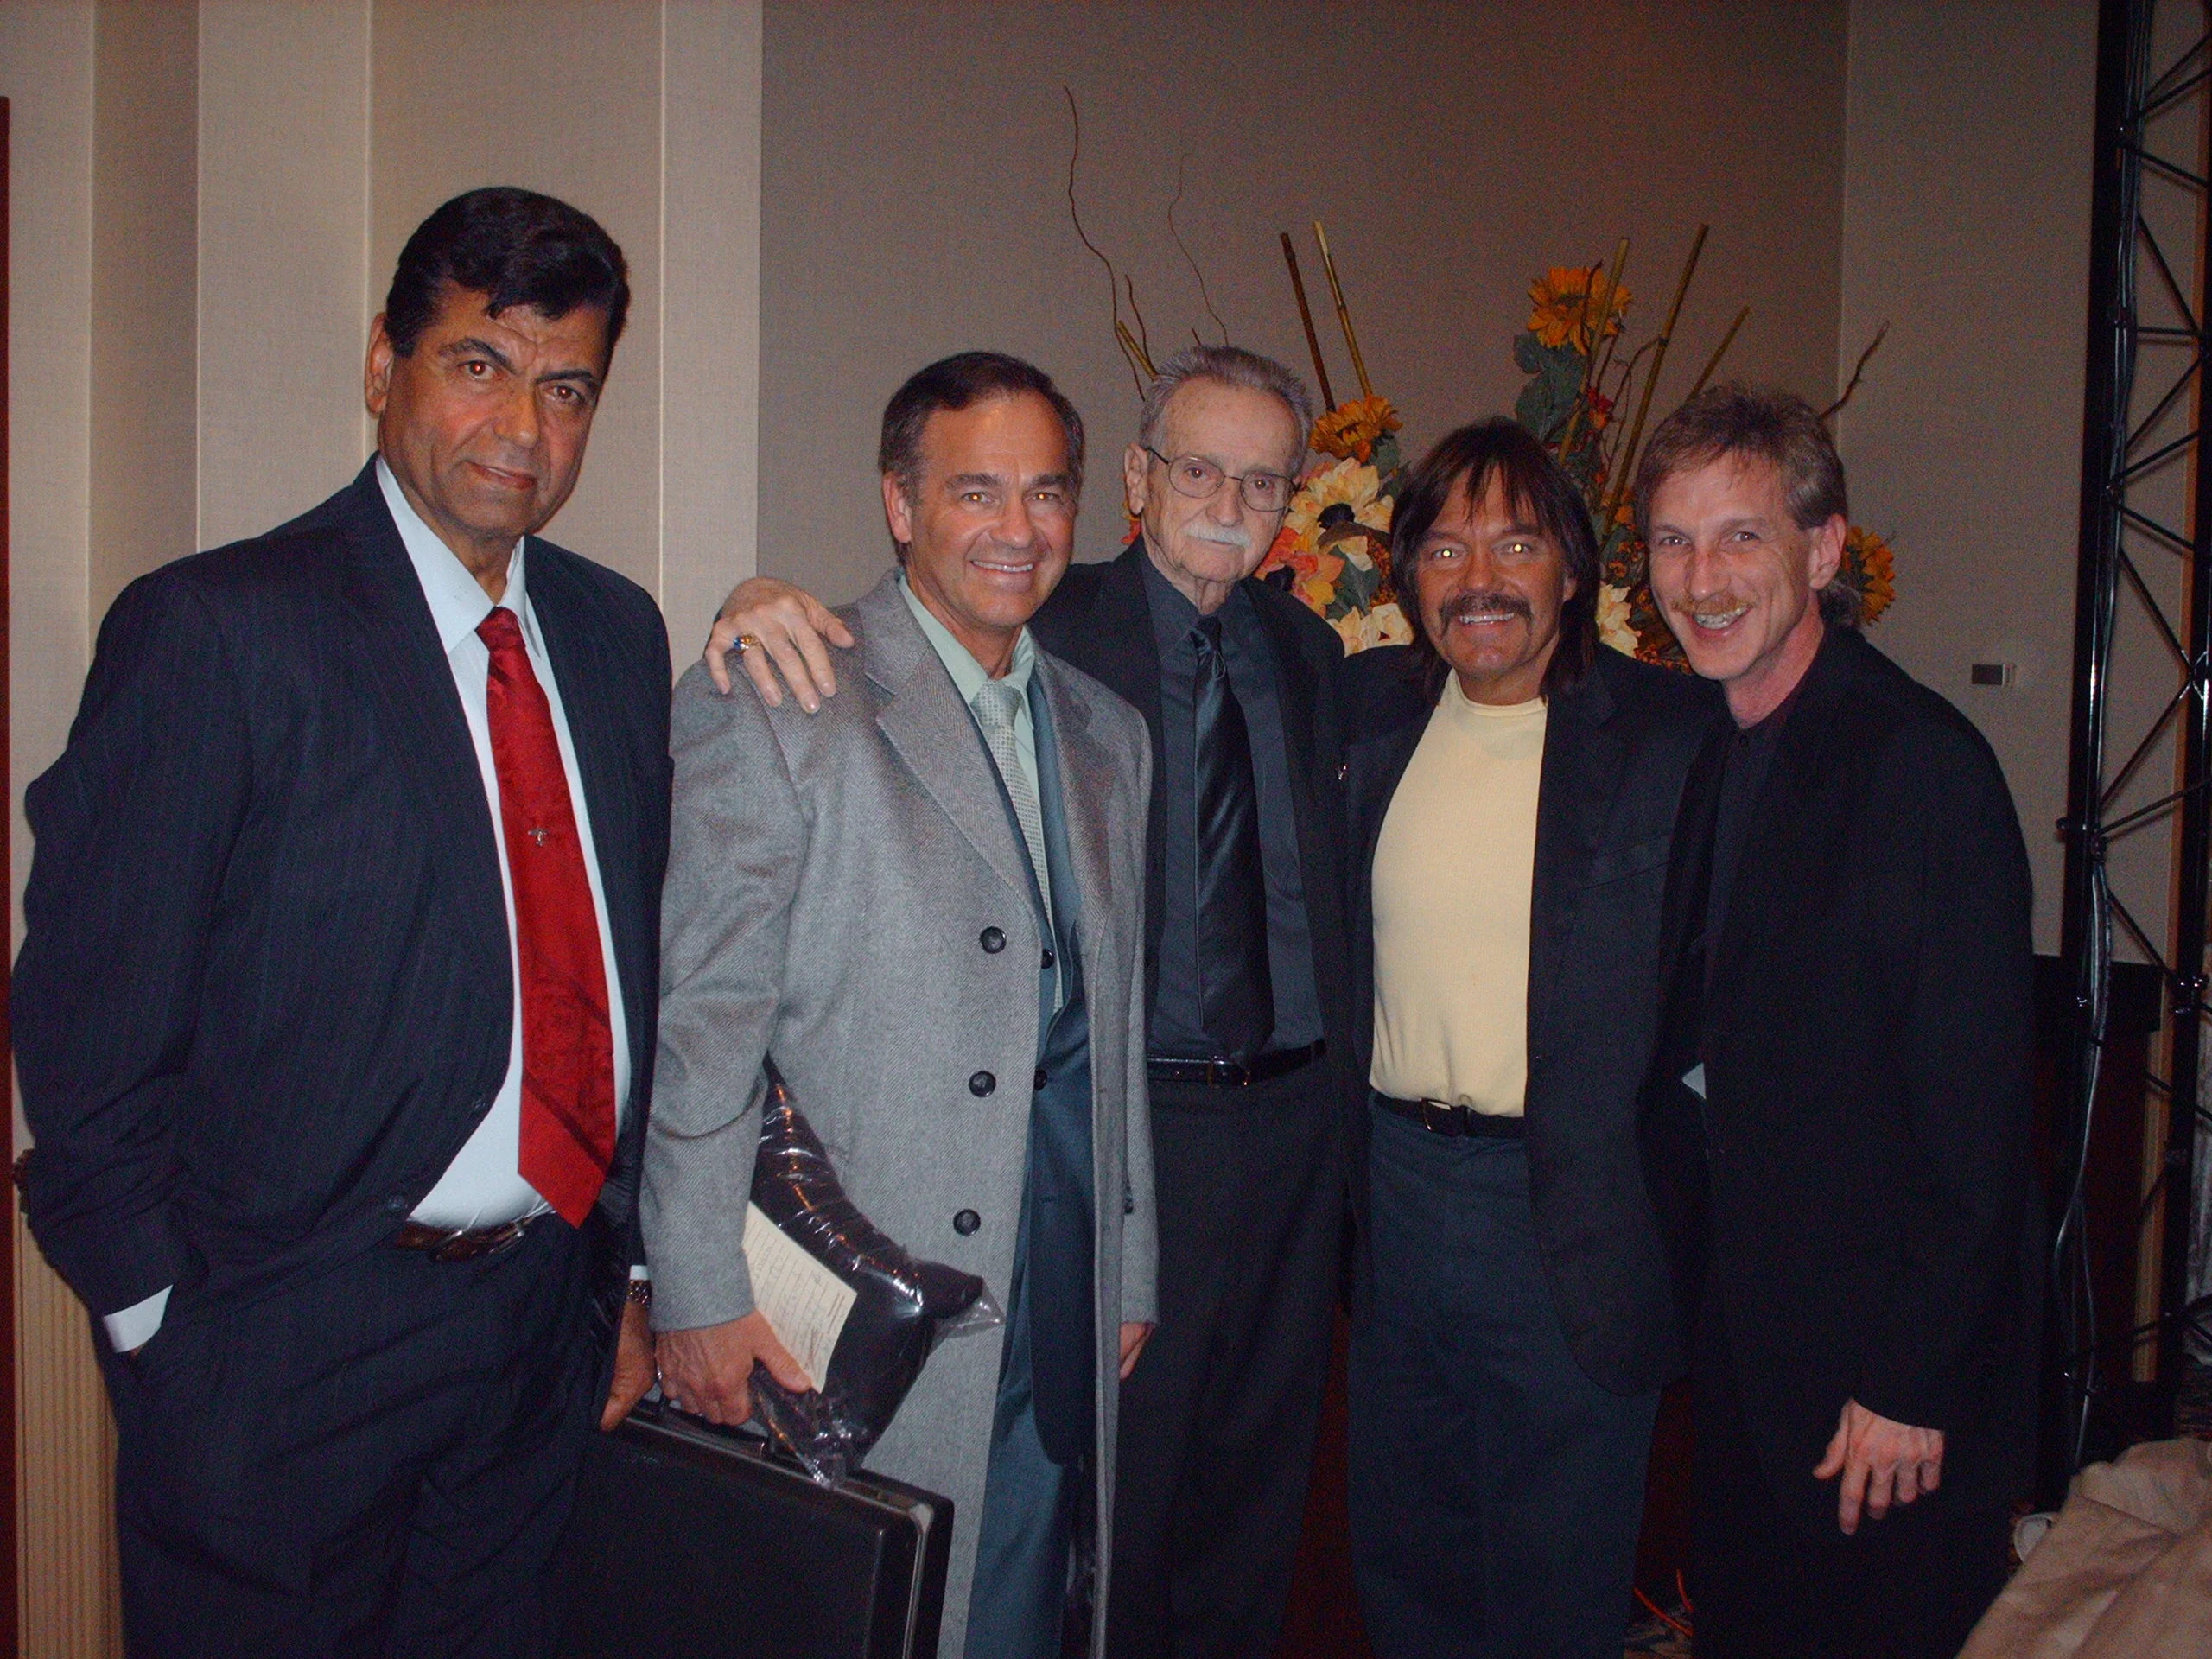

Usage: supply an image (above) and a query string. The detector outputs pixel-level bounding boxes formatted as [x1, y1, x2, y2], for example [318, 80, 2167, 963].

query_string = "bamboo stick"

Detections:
[1559, 240, 1630, 458]
[1116, 318, 1155, 384]
[1584, 239, 1632, 409]
[1313, 221, 1374, 402]
[1281, 232, 1338, 410]
[1603, 225, 1709, 524]
[1686, 306, 1751, 404]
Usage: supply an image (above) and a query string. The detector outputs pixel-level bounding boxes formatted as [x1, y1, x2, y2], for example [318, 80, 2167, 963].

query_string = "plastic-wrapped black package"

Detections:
[746, 1060, 1000, 1484]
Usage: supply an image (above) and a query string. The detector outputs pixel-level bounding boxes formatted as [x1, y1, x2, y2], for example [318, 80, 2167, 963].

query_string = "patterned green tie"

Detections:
[970, 678, 1054, 931]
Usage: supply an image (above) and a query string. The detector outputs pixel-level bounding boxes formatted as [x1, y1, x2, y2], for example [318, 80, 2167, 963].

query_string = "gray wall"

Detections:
[1837, 0, 2099, 953]
[757, 0, 1852, 601]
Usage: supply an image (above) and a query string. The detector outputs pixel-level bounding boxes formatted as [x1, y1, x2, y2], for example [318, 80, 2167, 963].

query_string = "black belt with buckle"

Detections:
[1372, 1091, 1526, 1139]
[390, 1217, 537, 1262]
[1147, 1039, 1325, 1088]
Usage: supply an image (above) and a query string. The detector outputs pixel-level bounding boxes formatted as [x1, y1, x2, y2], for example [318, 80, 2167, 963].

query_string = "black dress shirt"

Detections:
[1706, 682, 1805, 982]
[1141, 553, 1324, 1058]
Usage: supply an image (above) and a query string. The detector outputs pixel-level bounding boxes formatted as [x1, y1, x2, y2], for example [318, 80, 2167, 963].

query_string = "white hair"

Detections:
[1136, 345, 1314, 474]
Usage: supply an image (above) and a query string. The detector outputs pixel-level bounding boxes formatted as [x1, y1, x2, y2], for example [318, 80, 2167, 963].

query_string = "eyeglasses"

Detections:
[1143, 447, 1296, 515]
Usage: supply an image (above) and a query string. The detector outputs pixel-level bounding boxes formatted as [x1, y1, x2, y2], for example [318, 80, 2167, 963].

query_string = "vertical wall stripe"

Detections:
[197, 0, 376, 550]
[658, 0, 764, 672]
[7, 0, 104, 1636]
[16, 1206, 118, 1658]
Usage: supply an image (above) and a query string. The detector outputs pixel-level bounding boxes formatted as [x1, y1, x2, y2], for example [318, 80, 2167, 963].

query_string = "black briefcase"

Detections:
[557, 1397, 953, 1659]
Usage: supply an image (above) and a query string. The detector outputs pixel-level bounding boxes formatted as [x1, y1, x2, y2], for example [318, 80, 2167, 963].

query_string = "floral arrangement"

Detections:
[1254, 226, 1898, 662]
[1253, 228, 1415, 652]
[1056, 101, 1894, 660]
[1509, 236, 1897, 664]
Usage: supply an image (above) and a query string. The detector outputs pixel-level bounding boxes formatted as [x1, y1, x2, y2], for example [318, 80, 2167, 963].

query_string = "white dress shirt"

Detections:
[99, 459, 632, 1352]
[381, 457, 632, 1229]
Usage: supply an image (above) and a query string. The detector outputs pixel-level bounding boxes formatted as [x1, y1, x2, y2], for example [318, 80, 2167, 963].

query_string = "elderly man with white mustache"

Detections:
[705, 346, 1363, 1659]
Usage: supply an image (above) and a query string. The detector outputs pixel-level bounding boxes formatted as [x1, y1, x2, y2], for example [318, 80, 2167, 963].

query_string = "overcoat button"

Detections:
[981, 926, 1007, 953]
[953, 1209, 982, 1236]
[1040, 948, 1055, 970]
[1034, 1067, 1049, 1090]
[969, 1071, 996, 1097]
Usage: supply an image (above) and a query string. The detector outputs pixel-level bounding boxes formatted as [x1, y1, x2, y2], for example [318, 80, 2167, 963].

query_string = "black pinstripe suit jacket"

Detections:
[15, 461, 671, 1332]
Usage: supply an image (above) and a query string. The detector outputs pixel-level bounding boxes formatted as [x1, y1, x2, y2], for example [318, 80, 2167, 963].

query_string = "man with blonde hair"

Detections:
[1635, 385, 2039, 1656]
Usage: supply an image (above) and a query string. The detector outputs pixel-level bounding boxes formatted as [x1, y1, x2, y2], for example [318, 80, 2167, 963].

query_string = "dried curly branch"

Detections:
[1063, 86, 1147, 396]
[1821, 322, 1890, 423]
[1168, 156, 1229, 346]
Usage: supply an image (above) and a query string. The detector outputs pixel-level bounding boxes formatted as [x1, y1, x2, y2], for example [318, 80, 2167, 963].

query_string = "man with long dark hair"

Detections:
[1338, 418, 1715, 1657]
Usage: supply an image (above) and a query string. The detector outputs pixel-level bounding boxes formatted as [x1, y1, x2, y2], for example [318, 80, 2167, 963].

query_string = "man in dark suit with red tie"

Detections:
[15, 187, 669, 1655]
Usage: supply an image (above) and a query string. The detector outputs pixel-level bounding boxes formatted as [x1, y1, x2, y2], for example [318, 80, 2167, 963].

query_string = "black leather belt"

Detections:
[1372, 1091, 1526, 1139]
[390, 1217, 537, 1262]
[1147, 1039, 1325, 1087]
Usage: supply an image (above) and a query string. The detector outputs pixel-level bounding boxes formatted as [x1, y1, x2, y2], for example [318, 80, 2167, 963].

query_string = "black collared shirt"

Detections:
[1706, 651, 1815, 982]
[1141, 552, 1324, 1058]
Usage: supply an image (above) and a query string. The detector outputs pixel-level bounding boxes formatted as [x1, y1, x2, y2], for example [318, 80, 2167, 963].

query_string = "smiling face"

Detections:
[1122, 378, 1303, 612]
[1409, 470, 1574, 705]
[1645, 454, 1843, 723]
[884, 391, 1077, 676]
[365, 283, 610, 590]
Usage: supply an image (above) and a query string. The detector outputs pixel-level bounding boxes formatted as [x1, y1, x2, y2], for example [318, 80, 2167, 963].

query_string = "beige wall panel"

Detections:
[660, 0, 763, 671]
[4, 0, 97, 925]
[17, 1208, 121, 1659]
[372, 0, 664, 594]
[3, 3, 118, 1645]
[91, 0, 198, 621]
[1836, 0, 2097, 952]
[198, 0, 373, 550]
[757, 0, 1850, 603]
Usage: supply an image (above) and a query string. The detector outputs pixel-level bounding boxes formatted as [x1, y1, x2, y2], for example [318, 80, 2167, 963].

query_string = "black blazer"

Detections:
[1030, 540, 1363, 1071]
[15, 462, 672, 1332]
[1638, 626, 2040, 1522]
[1343, 643, 1719, 1395]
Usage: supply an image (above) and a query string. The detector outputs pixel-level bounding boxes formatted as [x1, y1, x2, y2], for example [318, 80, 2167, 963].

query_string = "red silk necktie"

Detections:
[478, 606, 617, 1225]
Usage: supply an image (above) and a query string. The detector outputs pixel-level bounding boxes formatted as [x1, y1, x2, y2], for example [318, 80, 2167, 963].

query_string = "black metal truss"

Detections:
[2057, 0, 2212, 1486]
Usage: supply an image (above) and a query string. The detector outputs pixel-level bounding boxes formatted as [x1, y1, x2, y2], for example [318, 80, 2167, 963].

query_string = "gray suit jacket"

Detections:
[644, 573, 1156, 1656]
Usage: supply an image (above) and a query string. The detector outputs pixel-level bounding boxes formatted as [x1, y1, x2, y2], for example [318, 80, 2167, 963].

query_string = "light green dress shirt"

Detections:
[897, 571, 1042, 801]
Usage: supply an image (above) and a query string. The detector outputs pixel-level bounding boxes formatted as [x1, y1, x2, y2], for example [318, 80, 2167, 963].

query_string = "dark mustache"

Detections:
[1440, 591, 1534, 624]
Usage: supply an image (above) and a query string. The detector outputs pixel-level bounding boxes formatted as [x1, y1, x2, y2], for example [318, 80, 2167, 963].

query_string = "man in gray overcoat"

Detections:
[645, 351, 1158, 1659]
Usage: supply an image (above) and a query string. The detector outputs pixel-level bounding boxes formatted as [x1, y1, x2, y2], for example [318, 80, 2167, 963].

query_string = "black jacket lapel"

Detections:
[1527, 663, 1625, 1065]
[335, 465, 509, 1001]
[1344, 680, 1431, 1083]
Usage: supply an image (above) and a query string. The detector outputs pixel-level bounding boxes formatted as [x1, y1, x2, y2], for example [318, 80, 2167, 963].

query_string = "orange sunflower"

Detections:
[1842, 526, 1897, 624]
[1528, 265, 1632, 353]
[1311, 396, 1405, 464]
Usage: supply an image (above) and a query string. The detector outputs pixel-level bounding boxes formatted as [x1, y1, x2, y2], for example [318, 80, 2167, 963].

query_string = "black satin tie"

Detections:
[1192, 614, 1274, 1058]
